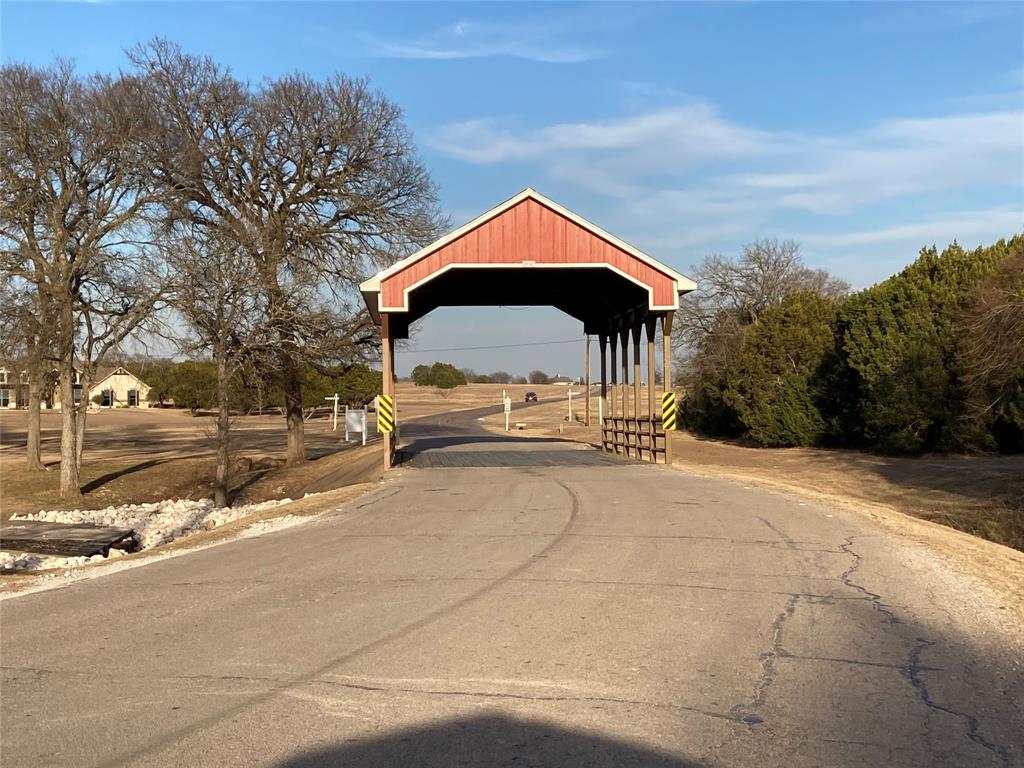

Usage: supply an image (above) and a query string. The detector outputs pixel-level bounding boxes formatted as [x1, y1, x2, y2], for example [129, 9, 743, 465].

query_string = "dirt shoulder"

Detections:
[0, 481, 381, 597]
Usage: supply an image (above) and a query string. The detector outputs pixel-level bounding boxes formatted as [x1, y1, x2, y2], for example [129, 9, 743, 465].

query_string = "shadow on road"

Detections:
[274, 713, 702, 767]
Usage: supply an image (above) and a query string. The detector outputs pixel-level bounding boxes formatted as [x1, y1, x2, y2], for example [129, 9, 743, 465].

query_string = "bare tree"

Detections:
[959, 248, 1024, 415]
[132, 40, 444, 466]
[0, 62, 165, 498]
[0, 275, 54, 470]
[166, 228, 277, 507]
[675, 239, 849, 352]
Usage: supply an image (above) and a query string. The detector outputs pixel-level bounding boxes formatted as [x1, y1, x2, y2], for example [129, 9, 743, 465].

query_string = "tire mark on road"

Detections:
[303, 676, 738, 723]
[94, 476, 585, 768]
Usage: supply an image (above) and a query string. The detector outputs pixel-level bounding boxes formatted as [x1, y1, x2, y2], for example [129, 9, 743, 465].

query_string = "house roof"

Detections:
[91, 366, 150, 389]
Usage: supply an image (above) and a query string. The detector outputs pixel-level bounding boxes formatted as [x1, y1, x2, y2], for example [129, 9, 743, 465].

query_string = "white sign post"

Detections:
[324, 393, 340, 431]
[567, 388, 573, 422]
[503, 394, 512, 431]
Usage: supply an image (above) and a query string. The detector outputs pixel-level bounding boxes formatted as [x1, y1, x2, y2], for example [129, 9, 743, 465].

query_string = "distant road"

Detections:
[2, 399, 1021, 767]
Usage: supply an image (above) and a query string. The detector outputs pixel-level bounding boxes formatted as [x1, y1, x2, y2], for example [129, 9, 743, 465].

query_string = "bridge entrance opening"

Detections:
[360, 188, 696, 470]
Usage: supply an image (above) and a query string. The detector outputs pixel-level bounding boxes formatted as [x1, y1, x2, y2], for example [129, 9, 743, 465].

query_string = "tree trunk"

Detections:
[281, 352, 305, 466]
[25, 368, 45, 471]
[58, 363, 80, 499]
[214, 343, 231, 508]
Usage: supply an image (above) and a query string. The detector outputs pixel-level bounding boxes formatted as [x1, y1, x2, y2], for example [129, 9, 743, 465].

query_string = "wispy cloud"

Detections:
[796, 206, 1024, 249]
[433, 104, 774, 168]
[364, 20, 603, 63]
[432, 95, 1023, 283]
[729, 111, 1022, 214]
[434, 103, 1024, 216]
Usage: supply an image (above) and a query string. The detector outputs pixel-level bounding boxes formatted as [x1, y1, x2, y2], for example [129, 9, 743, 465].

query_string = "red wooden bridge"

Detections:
[360, 188, 696, 469]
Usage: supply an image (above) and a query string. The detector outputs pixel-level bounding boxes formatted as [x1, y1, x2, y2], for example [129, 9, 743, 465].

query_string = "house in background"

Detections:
[0, 368, 29, 409]
[75, 366, 152, 409]
[0, 365, 152, 410]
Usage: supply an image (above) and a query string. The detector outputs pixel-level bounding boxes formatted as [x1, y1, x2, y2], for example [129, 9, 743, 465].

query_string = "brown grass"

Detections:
[0, 383, 559, 517]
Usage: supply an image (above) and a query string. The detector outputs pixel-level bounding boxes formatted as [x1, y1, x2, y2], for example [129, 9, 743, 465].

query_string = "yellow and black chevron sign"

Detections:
[661, 391, 677, 431]
[378, 395, 395, 433]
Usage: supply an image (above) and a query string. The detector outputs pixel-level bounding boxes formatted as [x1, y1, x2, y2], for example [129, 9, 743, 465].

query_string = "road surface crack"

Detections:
[842, 537, 1012, 767]
[903, 638, 1013, 768]
[839, 537, 900, 625]
[729, 593, 800, 725]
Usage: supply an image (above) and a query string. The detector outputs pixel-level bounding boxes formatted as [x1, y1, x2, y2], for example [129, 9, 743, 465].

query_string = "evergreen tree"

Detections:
[724, 291, 838, 447]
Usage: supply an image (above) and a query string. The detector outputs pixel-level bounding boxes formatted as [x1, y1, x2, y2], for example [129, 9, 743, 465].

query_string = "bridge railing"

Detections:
[601, 416, 667, 463]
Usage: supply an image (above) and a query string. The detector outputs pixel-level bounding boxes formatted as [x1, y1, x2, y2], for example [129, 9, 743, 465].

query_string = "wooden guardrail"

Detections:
[601, 415, 667, 463]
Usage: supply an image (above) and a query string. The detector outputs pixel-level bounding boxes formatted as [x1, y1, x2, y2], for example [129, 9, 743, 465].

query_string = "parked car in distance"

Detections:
[524, 391, 538, 402]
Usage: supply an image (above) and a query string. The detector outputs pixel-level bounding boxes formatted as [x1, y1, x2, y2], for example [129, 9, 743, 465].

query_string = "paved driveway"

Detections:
[2, 408, 1021, 767]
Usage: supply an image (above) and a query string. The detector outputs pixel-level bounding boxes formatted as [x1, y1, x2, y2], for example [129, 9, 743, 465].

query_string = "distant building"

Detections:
[0, 365, 152, 410]
[75, 366, 152, 409]
[551, 375, 573, 386]
[0, 368, 29, 409]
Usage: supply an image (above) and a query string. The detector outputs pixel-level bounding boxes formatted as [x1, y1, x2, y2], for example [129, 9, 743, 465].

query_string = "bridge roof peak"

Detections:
[360, 188, 696, 334]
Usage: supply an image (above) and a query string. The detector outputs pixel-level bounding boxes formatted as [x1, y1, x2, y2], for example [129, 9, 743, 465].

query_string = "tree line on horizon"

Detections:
[676, 236, 1024, 456]
[0, 41, 444, 505]
[408, 364, 560, 388]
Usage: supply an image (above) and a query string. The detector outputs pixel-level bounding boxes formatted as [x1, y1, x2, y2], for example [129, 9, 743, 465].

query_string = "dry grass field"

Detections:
[0, 383, 569, 518]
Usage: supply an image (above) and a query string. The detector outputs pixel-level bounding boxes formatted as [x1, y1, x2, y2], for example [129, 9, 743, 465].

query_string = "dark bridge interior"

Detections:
[386, 266, 652, 338]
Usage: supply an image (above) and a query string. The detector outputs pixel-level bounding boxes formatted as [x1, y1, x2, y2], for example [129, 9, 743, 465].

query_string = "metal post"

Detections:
[662, 311, 674, 466]
[584, 334, 591, 427]
[344, 404, 350, 442]
[361, 409, 367, 446]
[381, 313, 395, 470]
[567, 387, 573, 422]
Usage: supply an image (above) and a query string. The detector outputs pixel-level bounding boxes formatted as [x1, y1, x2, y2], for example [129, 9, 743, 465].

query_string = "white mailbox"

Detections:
[345, 407, 368, 445]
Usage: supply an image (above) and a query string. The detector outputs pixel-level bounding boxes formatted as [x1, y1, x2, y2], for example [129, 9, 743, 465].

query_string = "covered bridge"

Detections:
[360, 188, 696, 468]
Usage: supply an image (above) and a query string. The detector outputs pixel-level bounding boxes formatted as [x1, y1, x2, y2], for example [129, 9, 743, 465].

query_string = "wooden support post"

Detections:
[609, 332, 618, 416]
[599, 333, 608, 426]
[619, 326, 630, 418]
[381, 313, 395, 471]
[619, 325, 630, 456]
[632, 321, 642, 453]
[662, 311, 674, 466]
[646, 314, 657, 462]
[584, 334, 591, 427]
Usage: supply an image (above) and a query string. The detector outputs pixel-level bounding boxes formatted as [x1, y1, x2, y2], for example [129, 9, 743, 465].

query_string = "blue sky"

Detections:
[3, 2, 1022, 376]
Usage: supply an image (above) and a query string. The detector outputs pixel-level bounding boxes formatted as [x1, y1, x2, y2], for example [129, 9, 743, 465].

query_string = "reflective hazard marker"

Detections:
[661, 391, 677, 431]
[378, 395, 395, 432]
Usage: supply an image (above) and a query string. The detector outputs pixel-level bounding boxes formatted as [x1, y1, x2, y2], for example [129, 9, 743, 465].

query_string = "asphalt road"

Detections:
[2, 406, 1021, 767]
